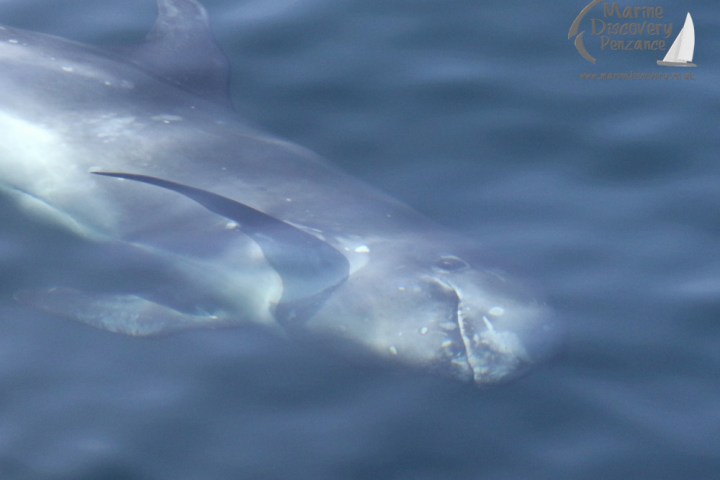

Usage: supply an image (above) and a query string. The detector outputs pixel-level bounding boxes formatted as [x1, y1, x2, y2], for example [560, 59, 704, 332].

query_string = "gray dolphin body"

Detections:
[0, 0, 555, 384]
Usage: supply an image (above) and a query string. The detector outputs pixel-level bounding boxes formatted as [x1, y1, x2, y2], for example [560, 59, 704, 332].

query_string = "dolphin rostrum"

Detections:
[0, 0, 556, 384]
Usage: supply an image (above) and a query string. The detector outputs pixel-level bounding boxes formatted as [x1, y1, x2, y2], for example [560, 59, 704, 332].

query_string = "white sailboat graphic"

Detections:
[658, 12, 697, 67]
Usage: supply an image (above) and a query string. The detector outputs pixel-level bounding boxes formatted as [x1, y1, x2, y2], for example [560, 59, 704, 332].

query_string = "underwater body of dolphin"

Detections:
[0, 0, 555, 384]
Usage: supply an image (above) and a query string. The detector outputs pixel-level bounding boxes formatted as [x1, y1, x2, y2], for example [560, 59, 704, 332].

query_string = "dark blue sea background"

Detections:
[1, 0, 719, 478]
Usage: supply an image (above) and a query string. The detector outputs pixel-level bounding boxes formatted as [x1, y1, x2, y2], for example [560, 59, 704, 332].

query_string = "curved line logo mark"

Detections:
[568, 0, 603, 64]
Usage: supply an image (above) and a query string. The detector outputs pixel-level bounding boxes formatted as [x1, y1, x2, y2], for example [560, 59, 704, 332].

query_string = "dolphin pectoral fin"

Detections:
[14, 288, 223, 336]
[92, 172, 350, 304]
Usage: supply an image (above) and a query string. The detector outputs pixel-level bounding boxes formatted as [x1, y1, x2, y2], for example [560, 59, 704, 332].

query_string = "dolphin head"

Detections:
[423, 254, 556, 384]
[304, 239, 557, 385]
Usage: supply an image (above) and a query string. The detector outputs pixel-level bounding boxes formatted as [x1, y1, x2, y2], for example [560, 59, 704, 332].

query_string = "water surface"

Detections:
[1, 0, 719, 478]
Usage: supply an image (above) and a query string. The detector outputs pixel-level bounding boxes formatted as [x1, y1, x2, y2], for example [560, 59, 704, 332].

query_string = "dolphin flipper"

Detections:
[14, 288, 225, 336]
[92, 172, 350, 305]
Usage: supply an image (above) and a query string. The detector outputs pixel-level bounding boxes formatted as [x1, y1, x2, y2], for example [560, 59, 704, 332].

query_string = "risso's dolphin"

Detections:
[0, 0, 556, 384]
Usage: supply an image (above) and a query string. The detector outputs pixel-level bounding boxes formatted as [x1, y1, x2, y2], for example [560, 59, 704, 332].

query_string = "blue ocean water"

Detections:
[1, 0, 719, 479]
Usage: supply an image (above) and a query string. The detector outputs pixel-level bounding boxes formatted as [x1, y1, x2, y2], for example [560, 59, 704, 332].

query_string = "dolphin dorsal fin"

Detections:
[127, 0, 231, 105]
[92, 172, 350, 305]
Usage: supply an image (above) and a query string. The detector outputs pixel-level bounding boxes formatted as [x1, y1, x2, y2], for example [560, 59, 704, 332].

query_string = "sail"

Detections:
[663, 13, 695, 63]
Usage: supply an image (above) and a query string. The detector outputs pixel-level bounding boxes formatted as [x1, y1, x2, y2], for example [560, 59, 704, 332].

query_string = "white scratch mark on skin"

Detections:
[489, 306, 505, 316]
[151, 114, 183, 124]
